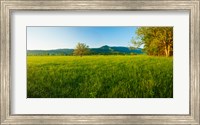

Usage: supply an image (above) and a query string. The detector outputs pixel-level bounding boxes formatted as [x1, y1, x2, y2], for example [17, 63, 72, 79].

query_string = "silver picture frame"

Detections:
[1, 0, 199, 124]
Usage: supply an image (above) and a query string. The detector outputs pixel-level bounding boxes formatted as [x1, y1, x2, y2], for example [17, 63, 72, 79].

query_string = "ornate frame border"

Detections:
[1, 0, 199, 124]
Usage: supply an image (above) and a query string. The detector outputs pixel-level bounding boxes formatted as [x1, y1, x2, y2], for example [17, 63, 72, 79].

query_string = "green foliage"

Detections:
[129, 36, 143, 50]
[27, 55, 173, 98]
[73, 42, 90, 56]
[131, 27, 173, 57]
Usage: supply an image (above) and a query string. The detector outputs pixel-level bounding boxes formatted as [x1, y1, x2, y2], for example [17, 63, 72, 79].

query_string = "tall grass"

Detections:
[27, 55, 173, 98]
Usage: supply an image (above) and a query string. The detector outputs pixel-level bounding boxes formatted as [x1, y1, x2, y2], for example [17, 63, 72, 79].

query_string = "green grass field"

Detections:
[27, 55, 173, 98]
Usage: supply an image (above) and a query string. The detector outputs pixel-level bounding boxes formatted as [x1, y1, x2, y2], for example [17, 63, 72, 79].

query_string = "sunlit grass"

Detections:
[27, 55, 173, 98]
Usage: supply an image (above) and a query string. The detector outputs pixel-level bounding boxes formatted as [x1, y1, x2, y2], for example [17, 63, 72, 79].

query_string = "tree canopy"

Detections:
[73, 42, 90, 57]
[131, 27, 173, 57]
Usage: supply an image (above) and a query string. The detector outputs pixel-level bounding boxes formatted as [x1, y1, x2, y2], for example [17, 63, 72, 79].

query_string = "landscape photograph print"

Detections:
[27, 26, 173, 98]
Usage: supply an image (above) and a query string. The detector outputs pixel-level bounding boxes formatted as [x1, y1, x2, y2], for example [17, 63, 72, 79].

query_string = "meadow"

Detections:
[27, 55, 173, 98]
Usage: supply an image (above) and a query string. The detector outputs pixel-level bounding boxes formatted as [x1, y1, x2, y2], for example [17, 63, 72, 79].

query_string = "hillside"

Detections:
[27, 45, 143, 56]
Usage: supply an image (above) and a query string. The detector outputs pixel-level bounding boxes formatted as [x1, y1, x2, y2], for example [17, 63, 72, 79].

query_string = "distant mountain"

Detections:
[27, 45, 143, 56]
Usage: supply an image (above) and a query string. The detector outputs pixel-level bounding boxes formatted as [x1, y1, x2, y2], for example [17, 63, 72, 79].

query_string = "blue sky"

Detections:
[27, 26, 138, 50]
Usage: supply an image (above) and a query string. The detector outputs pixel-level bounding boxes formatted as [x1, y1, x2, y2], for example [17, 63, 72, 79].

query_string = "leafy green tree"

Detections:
[131, 27, 173, 57]
[73, 42, 90, 57]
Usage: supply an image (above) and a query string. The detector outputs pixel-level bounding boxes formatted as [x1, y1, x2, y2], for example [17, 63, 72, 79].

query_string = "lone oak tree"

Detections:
[73, 42, 90, 57]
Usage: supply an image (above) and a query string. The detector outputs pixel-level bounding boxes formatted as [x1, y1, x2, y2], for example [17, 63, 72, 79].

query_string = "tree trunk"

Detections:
[163, 40, 170, 57]
[164, 47, 170, 57]
[167, 45, 171, 56]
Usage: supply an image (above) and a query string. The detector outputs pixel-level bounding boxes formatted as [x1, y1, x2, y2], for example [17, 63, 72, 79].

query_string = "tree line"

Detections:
[131, 27, 173, 57]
